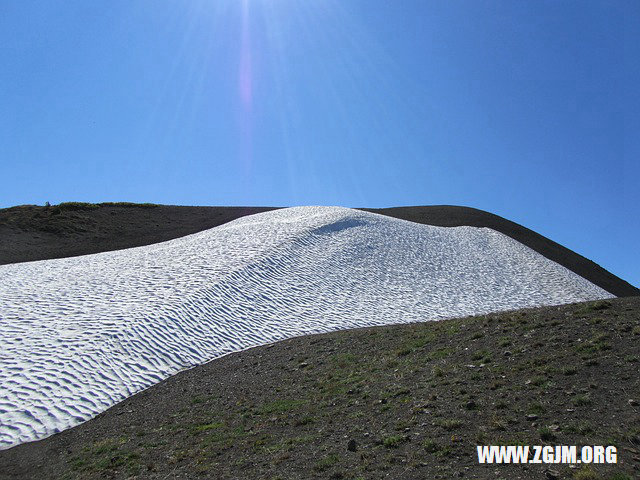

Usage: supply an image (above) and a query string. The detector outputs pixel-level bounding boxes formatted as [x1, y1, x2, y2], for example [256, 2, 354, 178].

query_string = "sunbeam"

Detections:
[238, 0, 254, 185]
[239, 0, 252, 111]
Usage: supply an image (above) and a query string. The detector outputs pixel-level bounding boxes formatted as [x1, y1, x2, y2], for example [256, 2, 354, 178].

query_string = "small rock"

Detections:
[629, 399, 639, 406]
[298, 362, 309, 368]
[503, 350, 512, 356]
[465, 400, 477, 410]
[526, 414, 538, 421]
[347, 439, 357, 452]
[544, 468, 560, 479]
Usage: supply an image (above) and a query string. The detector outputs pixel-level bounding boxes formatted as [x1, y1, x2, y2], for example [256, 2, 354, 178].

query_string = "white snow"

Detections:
[0, 206, 613, 449]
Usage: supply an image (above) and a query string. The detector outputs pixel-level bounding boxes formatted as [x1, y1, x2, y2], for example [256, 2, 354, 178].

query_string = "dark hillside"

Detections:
[0, 203, 277, 265]
[0, 203, 636, 297]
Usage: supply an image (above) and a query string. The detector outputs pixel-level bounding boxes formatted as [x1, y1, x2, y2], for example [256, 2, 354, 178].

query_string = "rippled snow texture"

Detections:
[0, 207, 613, 448]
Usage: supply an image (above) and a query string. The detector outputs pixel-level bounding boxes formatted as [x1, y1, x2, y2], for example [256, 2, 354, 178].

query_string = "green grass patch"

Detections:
[331, 353, 357, 369]
[256, 399, 307, 415]
[191, 422, 223, 434]
[382, 434, 408, 448]
[574, 301, 612, 316]
[471, 349, 491, 362]
[575, 333, 611, 354]
[539, 426, 555, 441]
[572, 466, 600, 480]
[572, 394, 592, 407]
[422, 439, 449, 455]
[429, 347, 454, 360]
[529, 375, 546, 386]
[564, 421, 594, 435]
[58, 202, 100, 211]
[527, 402, 545, 415]
[437, 419, 462, 431]
[313, 454, 339, 472]
[70, 437, 141, 473]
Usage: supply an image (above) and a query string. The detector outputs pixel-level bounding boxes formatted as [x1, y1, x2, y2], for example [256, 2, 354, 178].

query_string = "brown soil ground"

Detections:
[0, 203, 277, 266]
[1, 297, 638, 479]
[0, 203, 637, 297]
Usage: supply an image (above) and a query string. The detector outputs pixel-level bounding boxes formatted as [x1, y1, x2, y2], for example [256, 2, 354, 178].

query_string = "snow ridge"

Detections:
[0, 207, 612, 449]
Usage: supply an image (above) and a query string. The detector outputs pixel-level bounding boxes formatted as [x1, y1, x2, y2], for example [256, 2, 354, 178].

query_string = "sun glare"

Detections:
[239, 0, 252, 111]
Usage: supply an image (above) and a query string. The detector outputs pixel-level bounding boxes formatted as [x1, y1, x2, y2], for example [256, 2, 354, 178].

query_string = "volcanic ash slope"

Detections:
[0, 206, 613, 449]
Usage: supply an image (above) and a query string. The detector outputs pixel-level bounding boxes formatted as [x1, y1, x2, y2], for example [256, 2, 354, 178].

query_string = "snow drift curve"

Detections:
[0, 206, 612, 449]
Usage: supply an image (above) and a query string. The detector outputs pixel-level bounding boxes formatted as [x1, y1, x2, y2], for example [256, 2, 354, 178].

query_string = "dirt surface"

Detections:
[0, 203, 637, 297]
[1, 297, 638, 479]
[0, 203, 277, 266]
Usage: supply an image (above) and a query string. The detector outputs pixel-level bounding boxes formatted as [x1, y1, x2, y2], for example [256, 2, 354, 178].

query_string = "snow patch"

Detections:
[0, 206, 612, 449]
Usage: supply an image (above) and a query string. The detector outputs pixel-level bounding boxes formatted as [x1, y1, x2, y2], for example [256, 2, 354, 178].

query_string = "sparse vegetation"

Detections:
[573, 466, 600, 480]
[573, 394, 592, 407]
[313, 454, 339, 472]
[381, 434, 408, 448]
[574, 300, 612, 316]
[539, 426, 555, 441]
[255, 399, 307, 415]
[58, 202, 101, 211]
[438, 418, 463, 431]
[527, 401, 545, 415]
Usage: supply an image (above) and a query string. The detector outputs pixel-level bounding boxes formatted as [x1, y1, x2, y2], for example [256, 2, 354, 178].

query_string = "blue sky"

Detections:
[1, 0, 638, 287]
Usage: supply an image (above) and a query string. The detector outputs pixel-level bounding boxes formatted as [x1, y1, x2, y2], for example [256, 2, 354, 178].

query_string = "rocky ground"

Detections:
[1, 297, 638, 479]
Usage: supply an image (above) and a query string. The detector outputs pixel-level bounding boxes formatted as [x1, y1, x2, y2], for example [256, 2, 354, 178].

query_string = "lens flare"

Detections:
[239, 0, 252, 111]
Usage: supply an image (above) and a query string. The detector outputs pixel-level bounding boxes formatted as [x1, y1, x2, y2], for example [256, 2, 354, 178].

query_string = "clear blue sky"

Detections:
[1, 0, 638, 288]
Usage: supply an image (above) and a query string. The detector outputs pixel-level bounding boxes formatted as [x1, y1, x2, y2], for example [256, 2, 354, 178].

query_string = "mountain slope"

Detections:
[1, 296, 638, 479]
[364, 206, 639, 298]
[0, 207, 612, 449]
[0, 203, 276, 265]
[0, 203, 637, 297]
